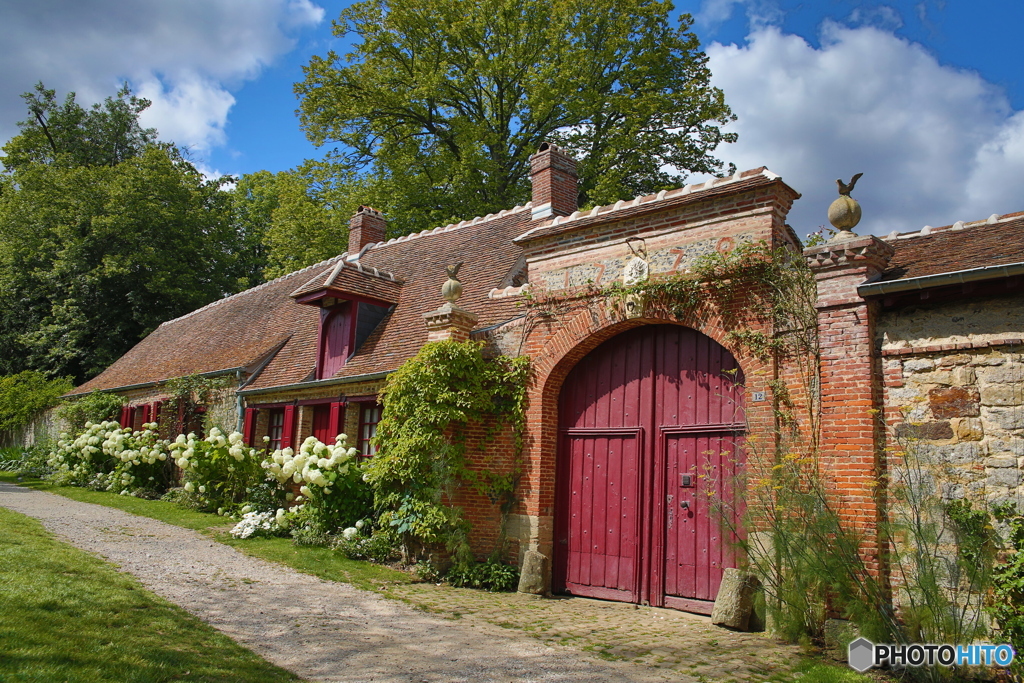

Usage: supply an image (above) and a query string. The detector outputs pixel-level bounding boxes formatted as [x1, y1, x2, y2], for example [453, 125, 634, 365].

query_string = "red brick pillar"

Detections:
[804, 235, 894, 574]
[423, 303, 478, 342]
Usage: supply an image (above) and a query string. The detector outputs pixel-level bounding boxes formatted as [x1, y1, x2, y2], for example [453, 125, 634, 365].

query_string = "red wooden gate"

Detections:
[554, 325, 744, 612]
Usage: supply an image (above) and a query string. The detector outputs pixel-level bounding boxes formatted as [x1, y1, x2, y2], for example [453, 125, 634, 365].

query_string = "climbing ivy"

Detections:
[162, 374, 228, 436]
[364, 340, 529, 563]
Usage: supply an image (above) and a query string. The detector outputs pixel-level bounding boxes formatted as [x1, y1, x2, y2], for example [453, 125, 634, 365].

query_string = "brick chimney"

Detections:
[348, 205, 386, 255]
[529, 142, 578, 220]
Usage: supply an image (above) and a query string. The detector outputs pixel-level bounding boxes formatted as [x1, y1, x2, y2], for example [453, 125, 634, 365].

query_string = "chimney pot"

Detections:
[348, 205, 386, 255]
[530, 143, 578, 220]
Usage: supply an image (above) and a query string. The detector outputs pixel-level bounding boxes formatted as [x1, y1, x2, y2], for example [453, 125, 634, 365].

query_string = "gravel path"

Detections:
[0, 482, 676, 683]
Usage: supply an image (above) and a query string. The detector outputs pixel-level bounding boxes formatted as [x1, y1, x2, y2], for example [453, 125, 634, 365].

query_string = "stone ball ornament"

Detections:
[442, 262, 464, 303]
[828, 172, 863, 241]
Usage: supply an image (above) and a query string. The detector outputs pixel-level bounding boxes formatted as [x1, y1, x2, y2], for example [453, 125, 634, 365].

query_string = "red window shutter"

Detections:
[242, 408, 256, 445]
[128, 406, 138, 430]
[329, 401, 344, 443]
[152, 401, 163, 425]
[282, 405, 296, 450]
[119, 406, 131, 428]
[317, 303, 352, 380]
[141, 404, 151, 425]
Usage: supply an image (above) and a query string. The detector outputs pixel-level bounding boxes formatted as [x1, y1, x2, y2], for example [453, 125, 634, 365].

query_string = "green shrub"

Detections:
[366, 340, 528, 560]
[56, 390, 124, 432]
[0, 444, 53, 478]
[334, 527, 400, 564]
[262, 435, 374, 537]
[169, 427, 264, 512]
[0, 371, 73, 432]
[988, 503, 1024, 680]
[445, 559, 519, 592]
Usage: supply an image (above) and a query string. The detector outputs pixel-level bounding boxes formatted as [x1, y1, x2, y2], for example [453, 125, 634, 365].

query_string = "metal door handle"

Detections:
[680, 500, 690, 510]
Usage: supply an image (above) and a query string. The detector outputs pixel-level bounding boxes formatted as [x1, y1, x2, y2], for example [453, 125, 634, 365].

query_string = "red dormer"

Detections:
[291, 252, 403, 380]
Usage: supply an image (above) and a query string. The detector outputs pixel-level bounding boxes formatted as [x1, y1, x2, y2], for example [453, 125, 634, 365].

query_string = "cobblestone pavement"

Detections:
[384, 583, 809, 682]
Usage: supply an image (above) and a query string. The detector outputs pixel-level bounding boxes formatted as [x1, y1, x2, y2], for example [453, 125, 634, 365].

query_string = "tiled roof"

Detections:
[72, 202, 533, 396]
[514, 168, 792, 243]
[245, 208, 530, 391]
[879, 211, 1024, 282]
[67, 255, 347, 396]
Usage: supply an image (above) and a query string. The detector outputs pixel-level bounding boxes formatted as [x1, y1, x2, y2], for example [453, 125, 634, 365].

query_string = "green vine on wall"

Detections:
[163, 374, 229, 436]
[523, 240, 820, 434]
[364, 339, 529, 565]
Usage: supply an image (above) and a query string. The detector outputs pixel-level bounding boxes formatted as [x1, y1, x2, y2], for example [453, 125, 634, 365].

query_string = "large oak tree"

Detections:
[296, 0, 737, 236]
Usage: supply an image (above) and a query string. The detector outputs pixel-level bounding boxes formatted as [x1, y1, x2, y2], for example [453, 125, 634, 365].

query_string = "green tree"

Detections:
[230, 170, 277, 287]
[0, 85, 245, 383]
[296, 0, 736, 236]
[232, 165, 368, 280]
[2, 83, 158, 171]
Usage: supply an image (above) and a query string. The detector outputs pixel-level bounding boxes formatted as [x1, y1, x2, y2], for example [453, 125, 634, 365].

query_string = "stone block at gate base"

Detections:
[517, 550, 549, 595]
[712, 568, 760, 631]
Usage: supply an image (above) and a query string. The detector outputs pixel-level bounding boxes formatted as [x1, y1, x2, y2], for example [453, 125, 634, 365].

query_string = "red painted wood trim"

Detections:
[659, 423, 746, 434]
[294, 288, 395, 307]
[242, 408, 256, 446]
[564, 583, 636, 602]
[662, 595, 715, 615]
[329, 401, 343, 441]
[119, 406, 131, 428]
[281, 405, 296, 450]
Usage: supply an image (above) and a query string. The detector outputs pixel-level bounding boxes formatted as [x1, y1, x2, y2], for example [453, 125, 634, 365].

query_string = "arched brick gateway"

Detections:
[553, 324, 746, 613]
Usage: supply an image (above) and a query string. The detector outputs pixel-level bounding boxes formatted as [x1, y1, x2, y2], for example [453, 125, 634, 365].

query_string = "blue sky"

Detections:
[1, 0, 1022, 236]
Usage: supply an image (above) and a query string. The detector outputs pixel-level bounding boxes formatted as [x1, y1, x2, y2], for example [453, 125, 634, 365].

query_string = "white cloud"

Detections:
[0, 0, 324, 155]
[697, 0, 784, 32]
[703, 22, 1023, 236]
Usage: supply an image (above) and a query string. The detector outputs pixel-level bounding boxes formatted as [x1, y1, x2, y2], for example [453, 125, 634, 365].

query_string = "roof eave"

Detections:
[859, 262, 1024, 298]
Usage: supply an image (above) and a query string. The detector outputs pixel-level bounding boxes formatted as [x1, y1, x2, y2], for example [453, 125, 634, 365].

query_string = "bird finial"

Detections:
[446, 262, 463, 280]
[836, 173, 863, 197]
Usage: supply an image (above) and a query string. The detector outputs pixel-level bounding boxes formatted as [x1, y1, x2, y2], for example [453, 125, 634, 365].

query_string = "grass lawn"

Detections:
[0, 505, 302, 683]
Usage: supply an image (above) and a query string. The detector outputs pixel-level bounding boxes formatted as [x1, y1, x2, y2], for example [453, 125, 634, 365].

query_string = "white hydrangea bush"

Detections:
[48, 420, 171, 493]
[260, 435, 373, 536]
[169, 427, 265, 510]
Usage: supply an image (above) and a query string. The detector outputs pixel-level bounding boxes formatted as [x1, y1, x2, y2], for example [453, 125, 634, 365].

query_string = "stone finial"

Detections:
[441, 262, 464, 303]
[827, 173, 863, 241]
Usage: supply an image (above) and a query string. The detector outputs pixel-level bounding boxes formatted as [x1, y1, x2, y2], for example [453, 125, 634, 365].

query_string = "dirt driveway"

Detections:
[0, 482, 807, 682]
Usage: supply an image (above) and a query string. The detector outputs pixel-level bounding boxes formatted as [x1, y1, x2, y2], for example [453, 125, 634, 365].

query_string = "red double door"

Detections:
[554, 325, 745, 613]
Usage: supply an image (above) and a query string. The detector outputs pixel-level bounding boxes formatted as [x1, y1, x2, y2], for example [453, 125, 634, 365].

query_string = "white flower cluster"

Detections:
[229, 510, 281, 539]
[48, 421, 169, 491]
[340, 519, 366, 540]
[261, 435, 358, 495]
[169, 427, 256, 472]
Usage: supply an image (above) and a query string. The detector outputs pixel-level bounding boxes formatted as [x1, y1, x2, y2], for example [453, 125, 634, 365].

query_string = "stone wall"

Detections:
[880, 294, 1024, 511]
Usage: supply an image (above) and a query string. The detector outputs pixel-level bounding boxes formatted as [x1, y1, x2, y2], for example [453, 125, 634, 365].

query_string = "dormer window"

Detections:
[291, 258, 402, 381]
[318, 301, 353, 380]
